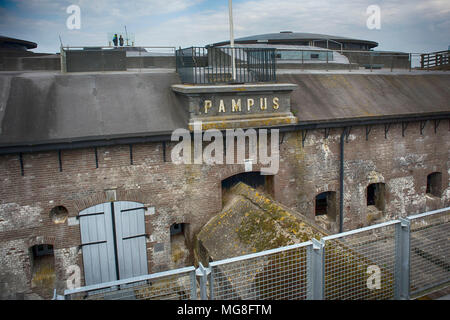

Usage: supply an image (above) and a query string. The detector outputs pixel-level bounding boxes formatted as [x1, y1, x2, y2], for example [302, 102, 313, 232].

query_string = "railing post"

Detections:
[307, 239, 325, 300]
[190, 268, 198, 300]
[196, 262, 210, 300]
[395, 218, 411, 300]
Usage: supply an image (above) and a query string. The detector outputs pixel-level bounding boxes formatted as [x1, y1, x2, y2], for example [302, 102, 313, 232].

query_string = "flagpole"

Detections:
[229, 0, 236, 81]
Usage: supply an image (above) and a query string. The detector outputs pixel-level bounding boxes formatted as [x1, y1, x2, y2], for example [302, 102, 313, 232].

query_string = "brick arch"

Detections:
[26, 235, 56, 250]
[71, 188, 149, 213]
[218, 165, 265, 183]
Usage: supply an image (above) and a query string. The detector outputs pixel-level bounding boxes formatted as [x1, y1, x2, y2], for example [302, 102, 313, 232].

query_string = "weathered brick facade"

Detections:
[0, 119, 449, 299]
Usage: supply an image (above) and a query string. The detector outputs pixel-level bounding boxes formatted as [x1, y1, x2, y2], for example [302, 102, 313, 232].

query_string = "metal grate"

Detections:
[322, 222, 397, 300]
[176, 46, 276, 84]
[64, 266, 196, 300]
[209, 243, 308, 300]
[409, 209, 450, 296]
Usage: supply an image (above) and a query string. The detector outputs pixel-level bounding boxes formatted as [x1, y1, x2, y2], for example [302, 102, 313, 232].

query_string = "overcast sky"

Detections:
[0, 0, 449, 53]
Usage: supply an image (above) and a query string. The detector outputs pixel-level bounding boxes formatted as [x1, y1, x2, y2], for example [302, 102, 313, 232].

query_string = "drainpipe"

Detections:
[339, 128, 346, 233]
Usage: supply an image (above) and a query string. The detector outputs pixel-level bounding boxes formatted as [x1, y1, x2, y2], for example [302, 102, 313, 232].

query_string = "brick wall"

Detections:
[0, 121, 449, 299]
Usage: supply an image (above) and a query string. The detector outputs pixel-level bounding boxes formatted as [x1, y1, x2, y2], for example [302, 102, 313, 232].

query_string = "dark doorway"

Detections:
[367, 183, 386, 211]
[221, 172, 274, 207]
[29, 244, 55, 299]
[222, 171, 266, 190]
[426, 172, 442, 197]
[315, 191, 337, 220]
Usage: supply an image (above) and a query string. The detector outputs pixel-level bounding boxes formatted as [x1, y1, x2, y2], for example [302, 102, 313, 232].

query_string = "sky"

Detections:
[0, 0, 449, 54]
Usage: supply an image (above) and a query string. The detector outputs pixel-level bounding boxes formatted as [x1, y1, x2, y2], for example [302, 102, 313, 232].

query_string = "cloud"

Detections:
[1, 0, 449, 53]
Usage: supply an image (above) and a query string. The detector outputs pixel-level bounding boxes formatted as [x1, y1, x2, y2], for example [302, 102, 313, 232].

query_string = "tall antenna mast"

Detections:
[124, 25, 129, 46]
[228, 0, 236, 81]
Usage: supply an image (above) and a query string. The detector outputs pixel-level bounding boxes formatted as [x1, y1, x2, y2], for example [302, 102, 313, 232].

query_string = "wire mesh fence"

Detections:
[322, 222, 397, 300]
[63, 207, 449, 300]
[64, 266, 196, 300]
[209, 243, 309, 300]
[409, 209, 450, 297]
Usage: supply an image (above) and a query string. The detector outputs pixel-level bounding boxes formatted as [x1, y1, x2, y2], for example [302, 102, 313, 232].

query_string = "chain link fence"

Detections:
[63, 207, 449, 300]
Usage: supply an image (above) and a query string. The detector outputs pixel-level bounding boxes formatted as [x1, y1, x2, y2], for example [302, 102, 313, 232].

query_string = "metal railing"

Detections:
[420, 50, 450, 70]
[175, 46, 277, 84]
[63, 207, 449, 300]
[64, 266, 196, 300]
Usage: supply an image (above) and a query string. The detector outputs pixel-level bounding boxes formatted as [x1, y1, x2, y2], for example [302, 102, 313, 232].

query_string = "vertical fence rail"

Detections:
[63, 208, 449, 300]
[175, 46, 276, 84]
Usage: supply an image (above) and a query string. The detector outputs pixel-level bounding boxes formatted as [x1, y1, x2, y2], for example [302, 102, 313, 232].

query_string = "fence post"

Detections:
[307, 239, 325, 300]
[196, 262, 210, 300]
[395, 218, 411, 300]
[190, 268, 198, 300]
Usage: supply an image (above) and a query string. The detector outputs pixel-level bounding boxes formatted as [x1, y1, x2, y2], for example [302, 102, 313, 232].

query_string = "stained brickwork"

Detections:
[0, 121, 449, 299]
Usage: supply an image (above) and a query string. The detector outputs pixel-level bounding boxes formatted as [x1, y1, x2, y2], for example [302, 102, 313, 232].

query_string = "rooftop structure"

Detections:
[212, 31, 379, 51]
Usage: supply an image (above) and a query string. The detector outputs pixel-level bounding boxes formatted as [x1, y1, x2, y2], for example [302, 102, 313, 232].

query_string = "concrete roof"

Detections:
[0, 70, 449, 149]
[213, 32, 378, 48]
[0, 36, 37, 50]
[0, 70, 188, 146]
[278, 73, 450, 122]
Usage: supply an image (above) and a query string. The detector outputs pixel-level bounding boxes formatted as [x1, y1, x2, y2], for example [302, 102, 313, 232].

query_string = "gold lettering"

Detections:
[272, 97, 279, 110]
[204, 100, 212, 114]
[260, 97, 268, 110]
[219, 99, 226, 113]
[247, 98, 254, 111]
[232, 99, 242, 112]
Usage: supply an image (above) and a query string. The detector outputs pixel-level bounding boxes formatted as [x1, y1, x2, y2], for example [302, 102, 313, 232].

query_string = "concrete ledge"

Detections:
[171, 83, 298, 94]
[189, 113, 298, 130]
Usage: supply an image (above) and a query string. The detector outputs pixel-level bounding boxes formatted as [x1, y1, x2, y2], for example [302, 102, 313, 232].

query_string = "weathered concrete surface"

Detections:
[0, 71, 187, 145]
[278, 73, 450, 122]
[0, 72, 448, 147]
[196, 182, 327, 263]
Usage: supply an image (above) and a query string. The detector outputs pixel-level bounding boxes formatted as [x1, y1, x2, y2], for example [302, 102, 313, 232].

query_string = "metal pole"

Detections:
[395, 219, 411, 300]
[339, 129, 345, 233]
[229, 0, 236, 81]
[307, 239, 325, 300]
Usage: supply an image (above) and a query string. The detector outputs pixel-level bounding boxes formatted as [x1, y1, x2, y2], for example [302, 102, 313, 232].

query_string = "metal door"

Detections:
[79, 201, 148, 286]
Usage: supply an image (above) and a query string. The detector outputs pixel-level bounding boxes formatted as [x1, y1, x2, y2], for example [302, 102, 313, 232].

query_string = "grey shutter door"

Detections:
[114, 201, 148, 280]
[79, 203, 117, 286]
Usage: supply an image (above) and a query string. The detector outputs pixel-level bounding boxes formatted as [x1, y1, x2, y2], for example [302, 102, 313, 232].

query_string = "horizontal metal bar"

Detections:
[79, 240, 107, 247]
[411, 279, 450, 298]
[122, 233, 148, 241]
[322, 220, 400, 241]
[76, 211, 104, 219]
[121, 207, 147, 213]
[407, 206, 450, 220]
[209, 241, 312, 268]
[64, 266, 196, 296]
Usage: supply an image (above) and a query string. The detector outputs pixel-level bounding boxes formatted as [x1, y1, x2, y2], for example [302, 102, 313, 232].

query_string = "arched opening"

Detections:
[169, 223, 191, 269]
[315, 191, 337, 220]
[221, 171, 274, 207]
[314, 191, 337, 232]
[426, 172, 442, 198]
[50, 206, 68, 224]
[367, 183, 386, 211]
[29, 244, 55, 299]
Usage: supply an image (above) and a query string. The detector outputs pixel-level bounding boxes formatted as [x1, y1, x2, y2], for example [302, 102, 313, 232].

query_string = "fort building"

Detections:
[0, 33, 449, 299]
